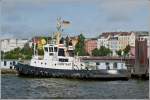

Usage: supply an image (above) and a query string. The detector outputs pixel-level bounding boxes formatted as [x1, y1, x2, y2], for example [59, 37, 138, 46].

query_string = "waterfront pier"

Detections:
[81, 56, 149, 79]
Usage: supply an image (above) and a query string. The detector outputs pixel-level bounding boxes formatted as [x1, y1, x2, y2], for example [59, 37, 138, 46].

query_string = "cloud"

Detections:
[2, 0, 149, 22]
[99, 0, 150, 22]
[1, 0, 150, 38]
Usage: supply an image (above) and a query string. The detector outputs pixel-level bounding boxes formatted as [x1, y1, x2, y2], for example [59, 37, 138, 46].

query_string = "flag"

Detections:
[62, 20, 70, 28]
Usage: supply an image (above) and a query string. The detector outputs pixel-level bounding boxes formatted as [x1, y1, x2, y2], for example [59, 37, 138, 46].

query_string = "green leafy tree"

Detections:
[123, 45, 131, 56]
[116, 49, 122, 56]
[21, 43, 33, 59]
[75, 34, 86, 56]
[4, 43, 33, 60]
[92, 46, 112, 56]
[4, 47, 22, 59]
[92, 48, 99, 56]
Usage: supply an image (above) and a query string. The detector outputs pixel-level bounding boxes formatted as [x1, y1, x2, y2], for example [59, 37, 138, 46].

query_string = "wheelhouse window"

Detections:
[44, 47, 48, 52]
[58, 48, 65, 56]
[54, 47, 57, 52]
[49, 47, 53, 52]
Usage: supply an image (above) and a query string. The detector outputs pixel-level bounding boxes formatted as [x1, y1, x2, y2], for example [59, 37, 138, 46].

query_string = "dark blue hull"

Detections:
[15, 63, 130, 80]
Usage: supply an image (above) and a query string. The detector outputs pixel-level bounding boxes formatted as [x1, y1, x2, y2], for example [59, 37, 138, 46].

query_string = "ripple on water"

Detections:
[1, 75, 149, 99]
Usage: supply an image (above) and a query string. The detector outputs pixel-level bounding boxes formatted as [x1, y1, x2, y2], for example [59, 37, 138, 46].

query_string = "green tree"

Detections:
[21, 43, 33, 59]
[116, 49, 122, 56]
[123, 45, 131, 56]
[92, 48, 99, 56]
[92, 46, 112, 56]
[75, 34, 86, 56]
[4, 43, 33, 60]
[4, 47, 22, 59]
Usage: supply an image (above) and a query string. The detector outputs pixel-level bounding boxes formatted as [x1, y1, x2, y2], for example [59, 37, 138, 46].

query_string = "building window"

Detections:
[10, 62, 12, 65]
[13, 61, 16, 65]
[113, 62, 117, 69]
[4, 61, 7, 66]
[54, 47, 57, 52]
[49, 47, 53, 52]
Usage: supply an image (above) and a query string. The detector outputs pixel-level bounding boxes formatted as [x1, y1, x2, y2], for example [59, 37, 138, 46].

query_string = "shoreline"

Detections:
[1, 68, 18, 74]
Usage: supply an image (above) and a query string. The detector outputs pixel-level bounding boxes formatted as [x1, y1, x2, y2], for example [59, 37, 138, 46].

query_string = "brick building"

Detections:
[85, 38, 97, 55]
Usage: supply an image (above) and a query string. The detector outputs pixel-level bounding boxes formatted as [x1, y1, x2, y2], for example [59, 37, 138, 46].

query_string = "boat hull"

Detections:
[15, 63, 130, 80]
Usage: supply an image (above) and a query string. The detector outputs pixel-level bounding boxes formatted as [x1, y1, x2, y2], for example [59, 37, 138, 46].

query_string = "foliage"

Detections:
[3, 43, 33, 60]
[116, 49, 122, 56]
[123, 44, 131, 56]
[116, 45, 131, 57]
[92, 46, 112, 56]
[75, 34, 86, 56]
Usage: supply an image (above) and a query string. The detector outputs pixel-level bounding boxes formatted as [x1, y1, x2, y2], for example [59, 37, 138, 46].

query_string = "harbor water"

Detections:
[1, 74, 149, 99]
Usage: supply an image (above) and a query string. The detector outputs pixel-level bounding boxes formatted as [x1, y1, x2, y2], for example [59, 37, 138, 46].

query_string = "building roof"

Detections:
[119, 32, 132, 36]
[108, 37, 118, 40]
[99, 32, 132, 38]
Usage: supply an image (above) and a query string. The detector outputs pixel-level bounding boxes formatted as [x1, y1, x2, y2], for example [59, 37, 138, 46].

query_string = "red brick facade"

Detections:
[85, 39, 97, 55]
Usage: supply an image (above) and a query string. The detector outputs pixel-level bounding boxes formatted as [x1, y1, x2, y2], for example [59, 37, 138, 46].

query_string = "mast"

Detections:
[54, 17, 63, 45]
[0, 39, 1, 67]
[33, 37, 36, 56]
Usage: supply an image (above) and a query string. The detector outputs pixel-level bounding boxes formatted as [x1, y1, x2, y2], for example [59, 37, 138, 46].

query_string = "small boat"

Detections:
[15, 18, 130, 80]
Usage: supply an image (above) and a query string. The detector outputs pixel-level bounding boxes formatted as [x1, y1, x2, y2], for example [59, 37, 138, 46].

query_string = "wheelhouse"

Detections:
[44, 44, 58, 56]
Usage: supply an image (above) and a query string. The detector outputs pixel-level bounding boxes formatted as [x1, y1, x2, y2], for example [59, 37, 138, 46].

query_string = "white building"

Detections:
[97, 34, 110, 48]
[108, 37, 119, 56]
[129, 32, 136, 47]
[97, 32, 137, 56]
[1, 39, 29, 52]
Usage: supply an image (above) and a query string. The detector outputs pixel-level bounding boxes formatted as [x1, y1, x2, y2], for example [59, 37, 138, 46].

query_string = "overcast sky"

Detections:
[1, 0, 150, 38]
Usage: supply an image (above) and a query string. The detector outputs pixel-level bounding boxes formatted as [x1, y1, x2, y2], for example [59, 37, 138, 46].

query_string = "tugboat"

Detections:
[15, 18, 130, 80]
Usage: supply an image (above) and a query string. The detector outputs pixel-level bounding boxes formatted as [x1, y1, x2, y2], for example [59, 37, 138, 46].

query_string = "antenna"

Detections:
[56, 17, 62, 32]
[33, 37, 36, 56]
[0, 39, 1, 67]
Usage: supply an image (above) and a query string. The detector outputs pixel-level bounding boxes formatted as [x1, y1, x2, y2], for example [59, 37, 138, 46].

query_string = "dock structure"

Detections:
[133, 37, 149, 79]
[81, 55, 149, 79]
[81, 56, 135, 73]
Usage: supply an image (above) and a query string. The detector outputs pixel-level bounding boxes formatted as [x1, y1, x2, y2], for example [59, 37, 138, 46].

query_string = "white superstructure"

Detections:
[30, 42, 85, 70]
